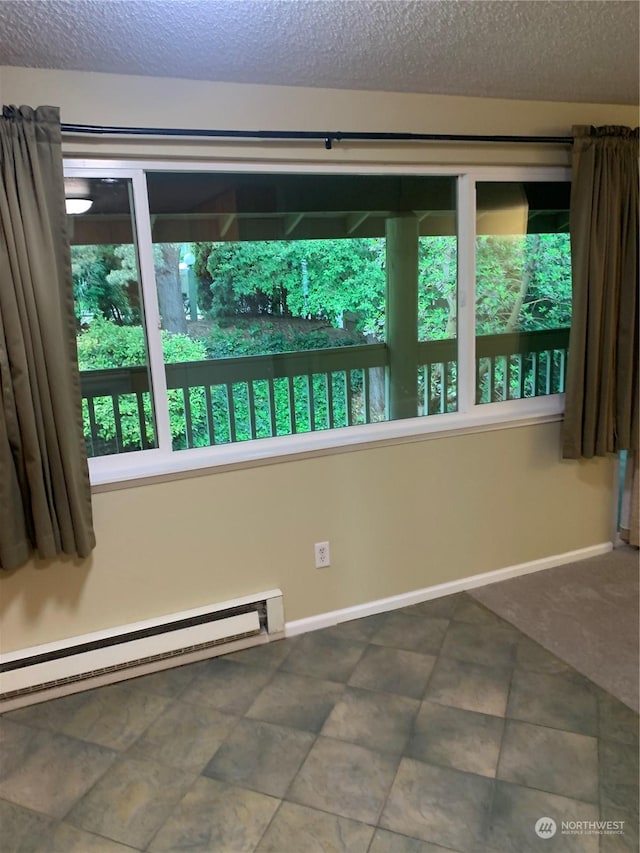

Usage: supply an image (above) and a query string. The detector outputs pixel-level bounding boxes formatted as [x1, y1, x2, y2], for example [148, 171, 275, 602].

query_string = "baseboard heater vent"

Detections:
[0, 589, 284, 705]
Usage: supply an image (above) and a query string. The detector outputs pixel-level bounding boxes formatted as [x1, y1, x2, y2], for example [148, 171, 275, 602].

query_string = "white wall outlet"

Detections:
[314, 541, 331, 568]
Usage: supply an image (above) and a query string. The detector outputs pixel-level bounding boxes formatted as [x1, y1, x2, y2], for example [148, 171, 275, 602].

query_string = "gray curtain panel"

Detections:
[563, 125, 639, 460]
[0, 105, 95, 570]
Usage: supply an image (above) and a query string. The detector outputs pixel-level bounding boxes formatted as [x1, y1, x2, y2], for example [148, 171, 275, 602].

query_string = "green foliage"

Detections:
[202, 238, 386, 339]
[71, 244, 140, 326]
[78, 319, 208, 452]
[77, 317, 146, 368]
[102, 244, 139, 297]
[76, 229, 572, 455]
[416, 233, 572, 341]
[418, 237, 458, 341]
[196, 232, 570, 347]
[476, 233, 571, 333]
[193, 241, 215, 312]
[205, 319, 362, 359]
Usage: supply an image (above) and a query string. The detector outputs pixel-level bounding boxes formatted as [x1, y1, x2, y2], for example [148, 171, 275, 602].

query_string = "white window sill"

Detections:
[89, 395, 565, 492]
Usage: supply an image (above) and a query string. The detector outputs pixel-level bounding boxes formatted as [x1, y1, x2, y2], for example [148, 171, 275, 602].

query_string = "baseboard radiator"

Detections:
[0, 589, 284, 708]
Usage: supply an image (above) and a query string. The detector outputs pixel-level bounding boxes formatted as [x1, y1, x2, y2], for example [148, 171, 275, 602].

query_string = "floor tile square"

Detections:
[371, 612, 448, 655]
[203, 718, 315, 798]
[424, 656, 511, 716]
[0, 799, 56, 853]
[399, 594, 462, 620]
[507, 668, 598, 735]
[246, 670, 344, 732]
[369, 828, 455, 852]
[66, 755, 196, 848]
[256, 801, 374, 852]
[179, 658, 273, 713]
[348, 645, 436, 699]
[405, 699, 504, 777]
[599, 738, 640, 815]
[486, 780, 599, 852]
[148, 777, 279, 852]
[58, 682, 170, 750]
[128, 699, 238, 771]
[223, 637, 294, 668]
[127, 660, 205, 698]
[0, 720, 116, 818]
[440, 621, 517, 668]
[599, 806, 639, 853]
[280, 631, 366, 682]
[321, 686, 419, 753]
[497, 719, 598, 803]
[0, 717, 37, 767]
[380, 757, 493, 852]
[4, 690, 88, 735]
[598, 691, 640, 746]
[287, 736, 399, 824]
[515, 636, 572, 675]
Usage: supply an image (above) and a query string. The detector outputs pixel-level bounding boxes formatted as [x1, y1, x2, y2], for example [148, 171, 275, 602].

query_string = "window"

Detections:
[64, 163, 571, 482]
[70, 176, 157, 456]
[475, 181, 571, 404]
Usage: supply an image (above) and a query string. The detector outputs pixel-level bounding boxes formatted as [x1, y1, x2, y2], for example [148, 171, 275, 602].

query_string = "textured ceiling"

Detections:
[0, 0, 638, 105]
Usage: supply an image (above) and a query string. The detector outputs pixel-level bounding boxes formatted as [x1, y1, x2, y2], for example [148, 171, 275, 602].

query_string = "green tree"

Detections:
[201, 238, 386, 339]
[71, 244, 139, 326]
[193, 241, 215, 312]
[108, 243, 187, 335]
[475, 233, 571, 334]
[418, 236, 457, 341]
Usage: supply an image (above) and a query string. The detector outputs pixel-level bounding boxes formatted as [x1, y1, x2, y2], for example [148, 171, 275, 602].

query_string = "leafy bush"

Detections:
[78, 319, 209, 453]
[205, 319, 362, 359]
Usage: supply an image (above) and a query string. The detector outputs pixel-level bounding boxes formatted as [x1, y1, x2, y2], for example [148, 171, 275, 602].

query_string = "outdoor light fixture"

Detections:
[64, 177, 93, 215]
[65, 197, 93, 215]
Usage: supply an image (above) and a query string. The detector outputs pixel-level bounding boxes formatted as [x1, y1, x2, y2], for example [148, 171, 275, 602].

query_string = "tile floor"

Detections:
[0, 592, 638, 852]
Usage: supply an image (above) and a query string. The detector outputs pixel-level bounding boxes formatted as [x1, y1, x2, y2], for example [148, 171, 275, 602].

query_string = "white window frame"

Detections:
[65, 159, 571, 487]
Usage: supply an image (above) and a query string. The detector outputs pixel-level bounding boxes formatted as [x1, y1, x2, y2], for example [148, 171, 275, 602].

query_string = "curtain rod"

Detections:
[60, 124, 572, 149]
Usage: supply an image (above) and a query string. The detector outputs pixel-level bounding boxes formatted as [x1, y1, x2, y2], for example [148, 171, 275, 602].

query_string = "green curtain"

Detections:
[563, 125, 639, 459]
[0, 105, 95, 570]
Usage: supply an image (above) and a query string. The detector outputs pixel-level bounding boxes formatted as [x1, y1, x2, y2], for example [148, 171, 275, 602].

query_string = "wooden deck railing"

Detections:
[475, 327, 569, 403]
[80, 327, 570, 456]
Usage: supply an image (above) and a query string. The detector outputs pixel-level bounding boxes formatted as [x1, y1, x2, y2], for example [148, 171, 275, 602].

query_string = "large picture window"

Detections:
[64, 163, 570, 481]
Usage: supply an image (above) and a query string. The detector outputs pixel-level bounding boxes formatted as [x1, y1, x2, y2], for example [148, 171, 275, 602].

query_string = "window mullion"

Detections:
[456, 174, 476, 414]
[130, 170, 173, 453]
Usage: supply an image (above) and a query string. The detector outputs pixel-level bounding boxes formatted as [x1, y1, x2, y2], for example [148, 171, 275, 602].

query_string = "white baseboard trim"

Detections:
[285, 542, 614, 637]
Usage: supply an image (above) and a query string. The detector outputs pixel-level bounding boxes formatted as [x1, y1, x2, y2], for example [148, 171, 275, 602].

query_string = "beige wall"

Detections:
[0, 68, 623, 653]
[1, 423, 613, 652]
[1, 67, 637, 166]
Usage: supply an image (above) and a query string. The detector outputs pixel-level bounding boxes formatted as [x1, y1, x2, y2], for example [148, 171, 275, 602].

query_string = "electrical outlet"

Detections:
[314, 541, 331, 568]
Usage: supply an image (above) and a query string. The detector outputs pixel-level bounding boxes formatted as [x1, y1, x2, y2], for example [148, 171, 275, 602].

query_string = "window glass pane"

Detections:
[475, 181, 571, 404]
[418, 230, 458, 415]
[68, 177, 157, 456]
[146, 172, 457, 449]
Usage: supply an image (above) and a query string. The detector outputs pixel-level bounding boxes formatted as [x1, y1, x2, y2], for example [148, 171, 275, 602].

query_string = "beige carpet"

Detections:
[471, 545, 640, 711]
